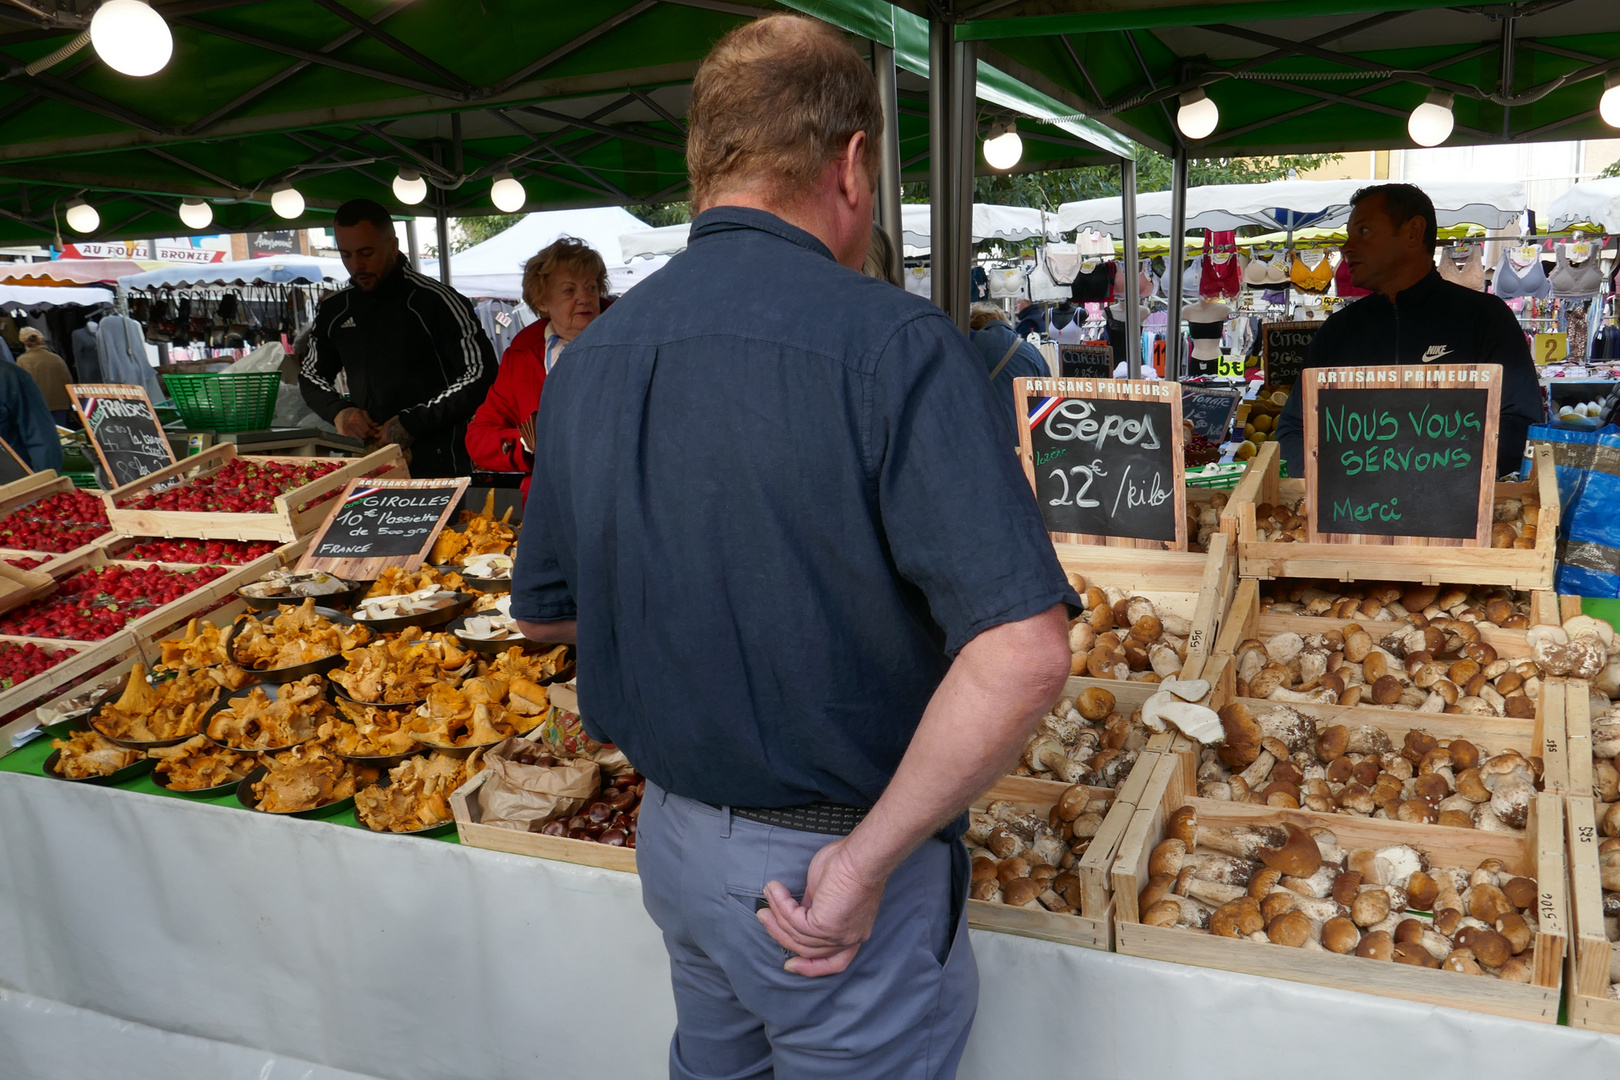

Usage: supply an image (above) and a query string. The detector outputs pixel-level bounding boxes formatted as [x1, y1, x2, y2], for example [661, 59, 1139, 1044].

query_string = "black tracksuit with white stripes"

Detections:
[300, 261, 497, 477]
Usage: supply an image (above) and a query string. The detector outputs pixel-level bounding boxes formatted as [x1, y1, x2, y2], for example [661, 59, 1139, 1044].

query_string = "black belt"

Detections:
[726, 801, 870, 836]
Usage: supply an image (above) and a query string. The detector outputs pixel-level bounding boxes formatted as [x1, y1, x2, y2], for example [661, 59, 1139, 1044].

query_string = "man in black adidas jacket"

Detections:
[1276, 183, 1542, 479]
[300, 198, 497, 477]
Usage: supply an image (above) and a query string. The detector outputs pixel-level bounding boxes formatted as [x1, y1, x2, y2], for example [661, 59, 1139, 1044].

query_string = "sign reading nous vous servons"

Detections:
[1302, 364, 1499, 545]
[1014, 377, 1186, 550]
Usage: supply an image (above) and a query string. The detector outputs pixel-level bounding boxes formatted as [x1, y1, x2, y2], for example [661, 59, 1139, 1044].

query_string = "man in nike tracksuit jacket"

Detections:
[1276, 183, 1542, 479]
[300, 198, 497, 478]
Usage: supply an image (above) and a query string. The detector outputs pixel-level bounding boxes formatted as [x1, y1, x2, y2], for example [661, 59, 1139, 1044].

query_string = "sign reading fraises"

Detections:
[68, 383, 176, 488]
[298, 477, 470, 578]
[1302, 364, 1499, 544]
[1014, 377, 1186, 550]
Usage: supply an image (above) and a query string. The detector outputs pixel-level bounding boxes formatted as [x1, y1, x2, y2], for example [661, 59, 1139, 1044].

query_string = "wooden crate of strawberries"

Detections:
[1223, 441, 1558, 590]
[101, 443, 406, 542]
[1111, 757, 1567, 1023]
[0, 474, 114, 574]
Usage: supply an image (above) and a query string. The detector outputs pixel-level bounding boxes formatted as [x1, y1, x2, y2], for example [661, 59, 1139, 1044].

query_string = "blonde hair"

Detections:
[686, 14, 882, 212]
[18, 327, 44, 348]
[969, 302, 1009, 332]
[862, 227, 901, 287]
[522, 237, 609, 317]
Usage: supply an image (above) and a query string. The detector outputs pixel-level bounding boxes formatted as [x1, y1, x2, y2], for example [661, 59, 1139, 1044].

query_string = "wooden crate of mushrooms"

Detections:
[1110, 760, 1567, 1023]
[1204, 576, 1574, 802]
[965, 754, 1174, 950]
[1223, 441, 1558, 590]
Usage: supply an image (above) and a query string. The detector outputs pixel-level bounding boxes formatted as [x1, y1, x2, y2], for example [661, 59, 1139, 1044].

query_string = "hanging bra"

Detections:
[1437, 244, 1485, 292]
[1182, 258, 1202, 298]
[1070, 260, 1113, 303]
[1290, 251, 1334, 293]
[1491, 252, 1550, 300]
[1334, 256, 1371, 298]
[1200, 253, 1240, 300]
[1042, 244, 1080, 286]
[1243, 255, 1271, 287]
[1550, 246, 1603, 297]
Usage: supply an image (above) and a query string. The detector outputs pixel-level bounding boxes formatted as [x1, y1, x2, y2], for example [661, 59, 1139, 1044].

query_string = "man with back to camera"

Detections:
[299, 198, 496, 477]
[1275, 183, 1541, 479]
[510, 14, 1076, 1079]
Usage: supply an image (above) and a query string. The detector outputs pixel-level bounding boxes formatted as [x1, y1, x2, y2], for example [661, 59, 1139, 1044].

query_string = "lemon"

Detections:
[1234, 440, 1257, 460]
[1252, 414, 1274, 434]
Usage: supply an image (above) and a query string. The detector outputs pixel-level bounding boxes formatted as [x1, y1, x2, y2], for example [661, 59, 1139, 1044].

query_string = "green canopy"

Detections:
[925, 0, 1620, 157]
[0, 0, 1131, 246]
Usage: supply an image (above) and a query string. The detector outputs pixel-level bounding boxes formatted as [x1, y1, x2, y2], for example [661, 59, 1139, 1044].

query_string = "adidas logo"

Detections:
[339, 317, 356, 328]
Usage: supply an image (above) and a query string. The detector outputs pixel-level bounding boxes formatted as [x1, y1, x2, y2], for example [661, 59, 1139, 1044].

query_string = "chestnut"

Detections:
[599, 828, 628, 846]
[587, 801, 615, 824]
[584, 819, 608, 838]
[608, 789, 637, 811]
[538, 820, 569, 837]
[567, 827, 591, 840]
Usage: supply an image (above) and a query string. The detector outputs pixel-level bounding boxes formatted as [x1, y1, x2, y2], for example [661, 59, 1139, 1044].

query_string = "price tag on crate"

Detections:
[1014, 377, 1186, 550]
[298, 476, 470, 578]
[1301, 364, 1499, 544]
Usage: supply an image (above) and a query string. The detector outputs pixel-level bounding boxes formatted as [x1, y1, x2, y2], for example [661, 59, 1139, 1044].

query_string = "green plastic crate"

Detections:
[160, 372, 281, 433]
[1185, 462, 1249, 490]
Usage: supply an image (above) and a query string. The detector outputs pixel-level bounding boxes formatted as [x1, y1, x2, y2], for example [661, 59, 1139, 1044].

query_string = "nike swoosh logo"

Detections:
[1420, 345, 1453, 363]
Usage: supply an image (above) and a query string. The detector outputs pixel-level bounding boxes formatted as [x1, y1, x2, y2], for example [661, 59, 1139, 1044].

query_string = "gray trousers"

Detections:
[638, 781, 978, 1080]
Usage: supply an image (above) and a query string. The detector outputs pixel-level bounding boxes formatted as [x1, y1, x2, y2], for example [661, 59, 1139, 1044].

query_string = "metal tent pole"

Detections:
[435, 201, 452, 287]
[928, 17, 952, 319]
[951, 38, 976, 331]
[873, 41, 904, 284]
[405, 218, 422, 273]
[1121, 155, 1142, 379]
[1167, 145, 1189, 380]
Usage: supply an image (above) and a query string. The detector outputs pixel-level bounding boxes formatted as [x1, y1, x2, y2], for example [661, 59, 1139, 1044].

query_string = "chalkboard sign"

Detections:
[1014, 377, 1186, 550]
[1262, 321, 1319, 386]
[1059, 343, 1113, 378]
[68, 383, 175, 488]
[298, 476, 470, 578]
[1181, 388, 1242, 440]
[0, 438, 33, 486]
[1302, 364, 1499, 545]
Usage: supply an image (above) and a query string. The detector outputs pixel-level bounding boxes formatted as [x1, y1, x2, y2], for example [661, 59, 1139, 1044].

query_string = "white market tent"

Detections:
[618, 203, 1062, 261]
[0, 283, 113, 306]
[1057, 179, 1528, 235]
[118, 256, 348, 289]
[1548, 177, 1620, 233]
[424, 206, 660, 300]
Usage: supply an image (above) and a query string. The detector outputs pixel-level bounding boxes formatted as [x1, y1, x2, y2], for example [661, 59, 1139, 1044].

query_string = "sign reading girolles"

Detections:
[298, 476, 470, 578]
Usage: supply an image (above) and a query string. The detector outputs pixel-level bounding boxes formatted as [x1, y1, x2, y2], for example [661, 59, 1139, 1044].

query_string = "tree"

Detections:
[627, 202, 692, 227]
[453, 215, 523, 253]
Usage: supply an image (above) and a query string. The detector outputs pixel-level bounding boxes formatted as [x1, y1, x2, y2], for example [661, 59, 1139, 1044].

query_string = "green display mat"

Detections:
[0, 734, 459, 843]
[1582, 598, 1620, 634]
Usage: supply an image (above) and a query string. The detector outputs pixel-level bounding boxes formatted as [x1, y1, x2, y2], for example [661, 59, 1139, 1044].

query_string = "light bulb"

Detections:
[65, 199, 99, 234]
[1408, 90, 1455, 147]
[270, 184, 304, 219]
[1177, 88, 1219, 140]
[392, 168, 427, 205]
[1602, 74, 1620, 129]
[983, 120, 1022, 170]
[178, 198, 212, 229]
[490, 171, 525, 214]
[90, 0, 173, 78]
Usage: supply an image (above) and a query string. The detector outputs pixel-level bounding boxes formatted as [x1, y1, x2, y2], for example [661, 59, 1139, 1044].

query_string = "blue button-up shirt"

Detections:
[512, 206, 1075, 810]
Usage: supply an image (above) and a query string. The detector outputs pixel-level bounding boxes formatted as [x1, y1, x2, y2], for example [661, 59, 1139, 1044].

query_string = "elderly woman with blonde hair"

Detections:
[967, 301, 1047, 439]
[465, 236, 612, 495]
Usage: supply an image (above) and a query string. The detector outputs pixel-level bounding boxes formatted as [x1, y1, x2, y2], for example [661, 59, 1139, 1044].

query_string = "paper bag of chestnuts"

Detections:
[478, 737, 644, 847]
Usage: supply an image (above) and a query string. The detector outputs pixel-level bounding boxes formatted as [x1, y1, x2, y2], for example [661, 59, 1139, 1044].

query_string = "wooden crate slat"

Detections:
[1566, 678, 1595, 800]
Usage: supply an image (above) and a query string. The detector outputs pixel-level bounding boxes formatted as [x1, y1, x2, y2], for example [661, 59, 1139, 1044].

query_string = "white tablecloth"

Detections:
[3, 771, 1620, 1080]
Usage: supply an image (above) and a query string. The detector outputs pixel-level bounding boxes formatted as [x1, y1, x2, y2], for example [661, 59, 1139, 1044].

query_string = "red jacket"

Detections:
[466, 319, 548, 493]
[466, 300, 614, 494]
